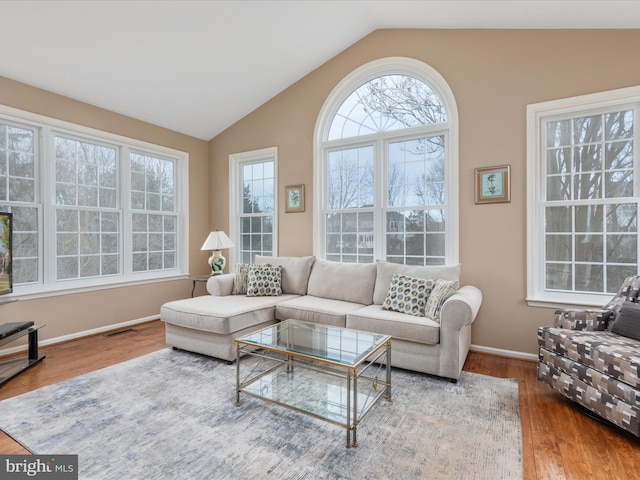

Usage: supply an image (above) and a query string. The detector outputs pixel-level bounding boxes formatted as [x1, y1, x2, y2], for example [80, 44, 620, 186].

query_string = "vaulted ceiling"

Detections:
[1, 1, 638, 140]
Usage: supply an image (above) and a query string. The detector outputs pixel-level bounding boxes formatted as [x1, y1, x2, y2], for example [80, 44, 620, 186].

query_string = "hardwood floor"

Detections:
[1, 319, 638, 479]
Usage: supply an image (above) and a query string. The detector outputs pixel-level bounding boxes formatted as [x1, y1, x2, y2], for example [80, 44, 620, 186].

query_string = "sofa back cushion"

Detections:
[254, 255, 315, 295]
[373, 261, 461, 305]
[307, 260, 377, 305]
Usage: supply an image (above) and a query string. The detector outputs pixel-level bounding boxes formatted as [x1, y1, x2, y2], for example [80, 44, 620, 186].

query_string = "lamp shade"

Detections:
[201, 231, 234, 251]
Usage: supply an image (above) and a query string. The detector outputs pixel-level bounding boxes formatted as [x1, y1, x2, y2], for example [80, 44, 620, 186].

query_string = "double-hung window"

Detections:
[0, 121, 38, 284]
[54, 134, 120, 280]
[229, 147, 277, 265]
[0, 106, 187, 295]
[527, 86, 640, 306]
[130, 151, 178, 273]
[315, 58, 458, 265]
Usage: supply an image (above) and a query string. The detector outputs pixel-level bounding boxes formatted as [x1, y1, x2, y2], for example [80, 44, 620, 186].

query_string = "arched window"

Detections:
[314, 58, 459, 265]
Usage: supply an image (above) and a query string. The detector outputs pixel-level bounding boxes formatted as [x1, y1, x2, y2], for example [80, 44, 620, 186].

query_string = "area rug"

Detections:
[0, 349, 522, 479]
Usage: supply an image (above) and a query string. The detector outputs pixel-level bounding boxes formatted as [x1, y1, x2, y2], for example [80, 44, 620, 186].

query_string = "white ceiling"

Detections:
[1, 1, 639, 140]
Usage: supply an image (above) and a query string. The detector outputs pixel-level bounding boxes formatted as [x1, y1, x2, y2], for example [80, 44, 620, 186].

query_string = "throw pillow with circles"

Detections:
[381, 273, 434, 317]
[246, 264, 283, 297]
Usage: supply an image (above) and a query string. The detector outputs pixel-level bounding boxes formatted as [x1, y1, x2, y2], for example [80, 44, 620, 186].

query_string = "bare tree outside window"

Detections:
[544, 110, 636, 294]
[358, 75, 447, 131]
[0, 124, 37, 284]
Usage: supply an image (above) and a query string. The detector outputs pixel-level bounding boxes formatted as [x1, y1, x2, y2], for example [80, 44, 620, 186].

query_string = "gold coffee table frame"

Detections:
[235, 319, 392, 448]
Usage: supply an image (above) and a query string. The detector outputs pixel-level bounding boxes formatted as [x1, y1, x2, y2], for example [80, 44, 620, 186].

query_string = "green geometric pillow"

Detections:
[381, 273, 434, 317]
[425, 279, 459, 322]
[246, 264, 283, 297]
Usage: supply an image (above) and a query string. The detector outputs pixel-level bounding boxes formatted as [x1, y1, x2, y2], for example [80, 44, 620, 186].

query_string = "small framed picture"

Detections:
[475, 165, 511, 204]
[285, 184, 305, 213]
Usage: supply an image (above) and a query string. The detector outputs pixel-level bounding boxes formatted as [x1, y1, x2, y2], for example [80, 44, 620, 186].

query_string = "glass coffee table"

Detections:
[235, 319, 392, 448]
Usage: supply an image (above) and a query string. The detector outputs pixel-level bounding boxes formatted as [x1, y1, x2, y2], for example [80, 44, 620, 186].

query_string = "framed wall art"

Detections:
[475, 165, 511, 204]
[285, 184, 305, 213]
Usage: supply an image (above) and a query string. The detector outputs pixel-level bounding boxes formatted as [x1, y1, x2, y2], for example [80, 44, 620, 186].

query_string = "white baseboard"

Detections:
[0, 315, 160, 358]
[470, 344, 538, 362]
[2, 321, 538, 363]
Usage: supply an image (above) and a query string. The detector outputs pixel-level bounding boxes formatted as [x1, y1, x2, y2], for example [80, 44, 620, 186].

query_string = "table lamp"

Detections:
[201, 231, 234, 275]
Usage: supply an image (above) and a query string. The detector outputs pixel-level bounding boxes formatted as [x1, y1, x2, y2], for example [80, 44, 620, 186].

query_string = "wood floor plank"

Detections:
[508, 359, 536, 480]
[0, 321, 638, 479]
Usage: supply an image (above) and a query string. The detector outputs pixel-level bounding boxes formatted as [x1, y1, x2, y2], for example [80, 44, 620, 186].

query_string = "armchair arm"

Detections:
[206, 273, 234, 296]
[553, 308, 614, 331]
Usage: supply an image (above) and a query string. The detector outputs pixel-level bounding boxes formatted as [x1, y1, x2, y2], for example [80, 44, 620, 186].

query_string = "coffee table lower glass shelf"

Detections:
[235, 319, 392, 448]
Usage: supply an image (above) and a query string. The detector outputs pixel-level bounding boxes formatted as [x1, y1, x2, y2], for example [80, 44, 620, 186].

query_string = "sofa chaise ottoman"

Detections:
[161, 256, 483, 381]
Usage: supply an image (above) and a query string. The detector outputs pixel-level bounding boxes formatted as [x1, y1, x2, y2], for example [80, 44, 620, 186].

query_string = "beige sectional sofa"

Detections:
[160, 256, 483, 381]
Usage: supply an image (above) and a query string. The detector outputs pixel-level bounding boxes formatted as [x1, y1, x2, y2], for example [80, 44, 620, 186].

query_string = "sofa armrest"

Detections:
[439, 285, 483, 331]
[553, 308, 613, 331]
[206, 274, 234, 296]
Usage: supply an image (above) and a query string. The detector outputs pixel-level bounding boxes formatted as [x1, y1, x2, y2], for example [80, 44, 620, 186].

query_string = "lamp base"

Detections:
[208, 250, 226, 275]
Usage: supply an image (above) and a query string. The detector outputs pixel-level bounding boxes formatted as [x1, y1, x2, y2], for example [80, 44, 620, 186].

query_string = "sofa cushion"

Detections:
[255, 255, 315, 295]
[307, 260, 377, 305]
[424, 279, 459, 321]
[347, 304, 440, 345]
[160, 294, 298, 335]
[381, 273, 434, 317]
[611, 301, 640, 341]
[373, 261, 461, 305]
[275, 295, 366, 328]
[538, 326, 640, 389]
[246, 264, 283, 297]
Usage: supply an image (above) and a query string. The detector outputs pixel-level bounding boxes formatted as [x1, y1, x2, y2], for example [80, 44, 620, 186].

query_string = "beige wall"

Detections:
[0, 76, 210, 347]
[209, 29, 640, 356]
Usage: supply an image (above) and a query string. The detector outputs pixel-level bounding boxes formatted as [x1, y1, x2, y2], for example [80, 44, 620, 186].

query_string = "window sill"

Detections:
[526, 296, 607, 310]
[6, 274, 189, 302]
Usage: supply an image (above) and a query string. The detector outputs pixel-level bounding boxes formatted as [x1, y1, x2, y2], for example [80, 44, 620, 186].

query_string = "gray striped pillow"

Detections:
[232, 263, 251, 295]
[424, 279, 459, 322]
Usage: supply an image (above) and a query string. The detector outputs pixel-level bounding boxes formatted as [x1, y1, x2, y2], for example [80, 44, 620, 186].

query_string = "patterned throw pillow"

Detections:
[425, 279, 459, 322]
[232, 263, 251, 295]
[611, 301, 640, 341]
[381, 273, 434, 317]
[246, 264, 283, 297]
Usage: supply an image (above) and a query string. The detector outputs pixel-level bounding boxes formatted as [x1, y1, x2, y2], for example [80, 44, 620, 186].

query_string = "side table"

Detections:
[189, 275, 211, 297]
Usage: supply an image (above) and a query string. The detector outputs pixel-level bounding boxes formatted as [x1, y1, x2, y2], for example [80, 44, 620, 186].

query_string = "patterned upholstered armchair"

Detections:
[538, 275, 640, 437]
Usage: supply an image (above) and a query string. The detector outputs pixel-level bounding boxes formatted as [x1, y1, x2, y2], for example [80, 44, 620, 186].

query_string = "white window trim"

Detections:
[526, 85, 640, 308]
[0, 104, 189, 298]
[313, 57, 459, 263]
[228, 146, 278, 270]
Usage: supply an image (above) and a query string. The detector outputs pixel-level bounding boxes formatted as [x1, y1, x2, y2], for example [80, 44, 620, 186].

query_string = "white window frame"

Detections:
[0, 104, 189, 298]
[313, 57, 459, 263]
[228, 146, 278, 270]
[527, 85, 640, 308]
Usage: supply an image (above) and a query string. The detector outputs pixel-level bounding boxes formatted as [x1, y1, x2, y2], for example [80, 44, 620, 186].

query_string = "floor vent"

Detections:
[103, 328, 136, 338]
